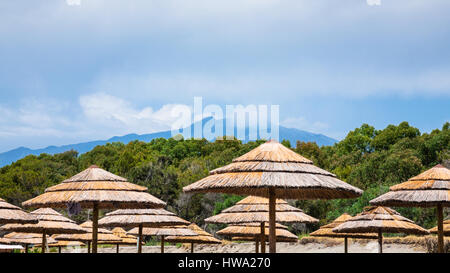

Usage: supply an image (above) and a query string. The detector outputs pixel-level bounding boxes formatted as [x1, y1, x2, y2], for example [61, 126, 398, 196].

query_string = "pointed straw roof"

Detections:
[370, 164, 450, 207]
[217, 223, 298, 242]
[54, 221, 121, 242]
[184, 140, 362, 199]
[0, 198, 37, 224]
[232, 236, 297, 243]
[0, 208, 86, 234]
[111, 227, 137, 244]
[128, 225, 198, 237]
[310, 213, 378, 239]
[205, 196, 318, 224]
[429, 220, 450, 236]
[98, 208, 190, 228]
[46, 240, 85, 247]
[332, 206, 430, 235]
[22, 165, 166, 209]
[3, 232, 57, 245]
[165, 224, 221, 244]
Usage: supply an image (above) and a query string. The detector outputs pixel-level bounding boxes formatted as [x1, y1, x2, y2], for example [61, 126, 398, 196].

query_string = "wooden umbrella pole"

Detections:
[437, 204, 444, 253]
[191, 243, 194, 253]
[92, 202, 99, 254]
[161, 236, 165, 253]
[138, 224, 143, 253]
[42, 229, 47, 253]
[344, 236, 348, 254]
[268, 188, 276, 253]
[116, 244, 119, 253]
[378, 230, 383, 254]
[255, 239, 259, 253]
[25, 244, 29, 253]
[260, 222, 266, 253]
[58, 246, 62, 254]
[87, 241, 91, 253]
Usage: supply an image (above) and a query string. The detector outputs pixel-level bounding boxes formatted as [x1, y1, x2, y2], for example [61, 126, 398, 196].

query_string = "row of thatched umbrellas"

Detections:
[0, 140, 448, 253]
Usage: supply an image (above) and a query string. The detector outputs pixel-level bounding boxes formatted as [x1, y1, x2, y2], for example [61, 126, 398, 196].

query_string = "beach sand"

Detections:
[61, 241, 426, 253]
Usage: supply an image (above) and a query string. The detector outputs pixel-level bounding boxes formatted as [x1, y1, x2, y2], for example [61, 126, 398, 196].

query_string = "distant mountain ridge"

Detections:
[0, 118, 337, 167]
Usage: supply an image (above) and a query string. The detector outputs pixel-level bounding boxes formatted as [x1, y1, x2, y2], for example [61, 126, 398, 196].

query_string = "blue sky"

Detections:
[0, 0, 449, 152]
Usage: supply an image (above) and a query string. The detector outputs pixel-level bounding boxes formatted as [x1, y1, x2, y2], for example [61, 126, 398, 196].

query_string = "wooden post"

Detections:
[378, 230, 383, 254]
[25, 244, 29, 253]
[437, 204, 444, 253]
[344, 236, 348, 253]
[42, 230, 47, 253]
[116, 244, 119, 253]
[58, 246, 62, 254]
[138, 224, 143, 253]
[255, 239, 259, 253]
[260, 222, 266, 253]
[92, 202, 99, 253]
[191, 243, 194, 253]
[161, 236, 165, 253]
[87, 241, 91, 253]
[268, 188, 276, 253]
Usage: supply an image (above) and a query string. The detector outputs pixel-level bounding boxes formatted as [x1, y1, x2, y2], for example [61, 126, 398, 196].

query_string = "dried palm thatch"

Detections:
[205, 196, 318, 224]
[232, 236, 298, 243]
[98, 208, 190, 253]
[370, 164, 450, 252]
[370, 164, 450, 207]
[165, 224, 221, 253]
[128, 225, 197, 237]
[217, 223, 297, 241]
[0, 208, 86, 234]
[112, 227, 137, 243]
[98, 209, 190, 228]
[4, 232, 57, 245]
[310, 213, 377, 253]
[54, 221, 120, 243]
[183, 140, 363, 253]
[0, 198, 37, 225]
[333, 206, 429, 253]
[429, 220, 450, 236]
[22, 165, 166, 209]
[310, 213, 377, 239]
[184, 141, 362, 200]
[22, 165, 166, 253]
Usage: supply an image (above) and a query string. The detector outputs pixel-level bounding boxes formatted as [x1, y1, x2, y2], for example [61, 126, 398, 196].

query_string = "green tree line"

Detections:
[0, 121, 448, 233]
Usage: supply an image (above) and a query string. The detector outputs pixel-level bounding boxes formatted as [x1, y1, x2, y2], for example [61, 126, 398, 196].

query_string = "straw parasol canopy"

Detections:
[128, 225, 197, 253]
[217, 223, 297, 242]
[0, 198, 37, 225]
[111, 227, 137, 253]
[429, 219, 450, 236]
[205, 196, 318, 224]
[3, 232, 57, 253]
[22, 165, 166, 253]
[54, 221, 121, 253]
[183, 140, 363, 252]
[0, 208, 86, 253]
[232, 236, 298, 243]
[310, 213, 377, 253]
[98, 208, 190, 253]
[165, 223, 221, 253]
[36, 237, 85, 253]
[333, 206, 429, 253]
[370, 164, 450, 252]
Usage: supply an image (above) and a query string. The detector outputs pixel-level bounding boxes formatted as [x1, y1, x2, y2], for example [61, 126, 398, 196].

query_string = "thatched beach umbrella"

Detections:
[333, 206, 429, 253]
[45, 240, 85, 253]
[128, 225, 197, 253]
[217, 223, 297, 253]
[0, 198, 37, 225]
[111, 227, 137, 253]
[98, 208, 190, 253]
[165, 223, 221, 253]
[54, 221, 121, 253]
[370, 164, 450, 253]
[310, 213, 377, 253]
[429, 219, 450, 236]
[184, 140, 363, 252]
[22, 165, 166, 253]
[205, 195, 317, 252]
[0, 208, 86, 253]
[3, 232, 57, 253]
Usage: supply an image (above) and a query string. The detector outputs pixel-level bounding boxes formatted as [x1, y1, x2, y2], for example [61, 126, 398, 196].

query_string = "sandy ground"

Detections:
[61, 241, 426, 253]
